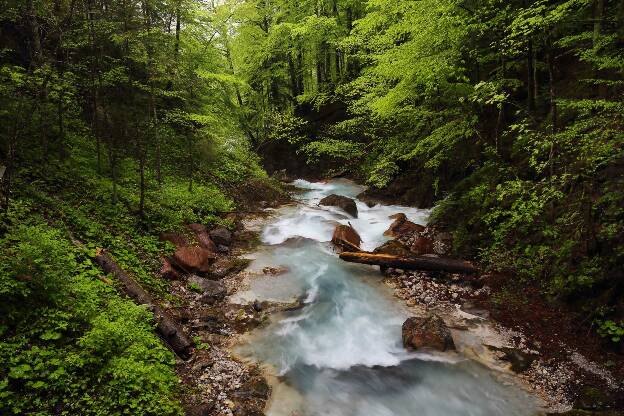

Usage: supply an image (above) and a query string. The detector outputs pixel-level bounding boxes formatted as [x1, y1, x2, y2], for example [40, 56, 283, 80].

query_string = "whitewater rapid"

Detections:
[234, 179, 539, 416]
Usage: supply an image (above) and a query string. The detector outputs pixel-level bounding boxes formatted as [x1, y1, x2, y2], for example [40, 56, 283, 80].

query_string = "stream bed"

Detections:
[232, 179, 541, 416]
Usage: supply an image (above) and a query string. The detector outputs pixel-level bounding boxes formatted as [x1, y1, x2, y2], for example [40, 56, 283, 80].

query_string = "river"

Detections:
[232, 178, 540, 416]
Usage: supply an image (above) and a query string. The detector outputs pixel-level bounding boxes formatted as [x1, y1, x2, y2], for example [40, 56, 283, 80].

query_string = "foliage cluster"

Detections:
[228, 0, 624, 344]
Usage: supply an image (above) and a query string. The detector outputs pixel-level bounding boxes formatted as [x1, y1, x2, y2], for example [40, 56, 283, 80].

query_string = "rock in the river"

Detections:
[210, 226, 232, 246]
[373, 240, 412, 257]
[172, 246, 216, 274]
[402, 314, 455, 351]
[320, 194, 358, 218]
[384, 213, 425, 238]
[331, 224, 361, 251]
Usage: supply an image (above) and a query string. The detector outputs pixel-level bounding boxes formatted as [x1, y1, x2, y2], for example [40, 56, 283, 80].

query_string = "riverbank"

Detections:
[171, 198, 291, 415]
[363, 211, 624, 413]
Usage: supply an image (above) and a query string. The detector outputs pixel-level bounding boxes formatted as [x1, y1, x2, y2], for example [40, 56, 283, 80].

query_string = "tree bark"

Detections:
[94, 249, 193, 358]
[527, 39, 535, 112]
[339, 252, 478, 274]
[593, 0, 604, 46]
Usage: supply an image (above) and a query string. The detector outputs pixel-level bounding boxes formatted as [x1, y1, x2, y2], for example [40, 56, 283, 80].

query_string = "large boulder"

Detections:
[373, 240, 412, 257]
[384, 213, 425, 237]
[402, 314, 455, 351]
[210, 226, 233, 246]
[172, 246, 216, 274]
[331, 224, 361, 251]
[320, 194, 358, 218]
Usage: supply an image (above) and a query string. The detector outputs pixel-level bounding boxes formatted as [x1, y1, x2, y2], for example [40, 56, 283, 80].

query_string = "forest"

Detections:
[0, 0, 622, 414]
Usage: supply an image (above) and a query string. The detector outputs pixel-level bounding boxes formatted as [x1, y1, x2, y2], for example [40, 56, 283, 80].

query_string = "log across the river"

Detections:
[94, 249, 193, 359]
[339, 251, 477, 274]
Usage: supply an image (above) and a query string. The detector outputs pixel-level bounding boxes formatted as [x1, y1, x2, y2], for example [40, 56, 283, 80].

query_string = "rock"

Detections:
[172, 246, 216, 274]
[574, 386, 614, 411]
[486, 345, 537, 373]
[159, 232, 188, 248]
[384, 214, 425, 237]
[188, 276, 227, 304]
[409, 236, 435, 255]
[331, 224, 361, 251]
[373, 240, 412, 257]
[210, 226, 232, 246]
[232, 378, 270, 400]
[217, 244, 230, 254]
[160, 258, 181, 280]
[402, 314, 455, 351]
[209, 258, 249, 280]
[320, 194, 358, 218]
[262, 266, 288, 275]
[196, 232, 217, 252]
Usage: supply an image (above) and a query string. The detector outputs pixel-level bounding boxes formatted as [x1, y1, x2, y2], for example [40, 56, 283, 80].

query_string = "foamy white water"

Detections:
[235, 179, 539, 416]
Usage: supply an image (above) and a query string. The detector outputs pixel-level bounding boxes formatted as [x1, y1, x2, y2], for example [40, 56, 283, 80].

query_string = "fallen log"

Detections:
[338, 251, 477, 274]
[94, 249, 193, 359]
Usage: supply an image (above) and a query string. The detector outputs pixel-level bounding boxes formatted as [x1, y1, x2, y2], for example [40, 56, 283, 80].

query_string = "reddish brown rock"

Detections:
[402, 314, 455, 351]
[320, 194, 358, 218]
[197, 232, 217, 252]
[159, 232, 188, 248]
[410, 236, 435, 256]
[384, 213, 425, 237]
[373, 240, 412, 257]
[160, 258, 181, 280]
[172, 246, 216, 274]
[331, 224, 361, 251]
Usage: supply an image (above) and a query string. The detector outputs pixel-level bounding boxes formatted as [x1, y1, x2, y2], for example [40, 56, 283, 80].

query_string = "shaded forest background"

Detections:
[0, 0, 623, 414]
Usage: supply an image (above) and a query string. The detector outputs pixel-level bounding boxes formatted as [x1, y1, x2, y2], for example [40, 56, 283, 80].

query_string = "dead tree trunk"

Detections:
[94, 249, 193, 359]
[339, 252, 477, 274]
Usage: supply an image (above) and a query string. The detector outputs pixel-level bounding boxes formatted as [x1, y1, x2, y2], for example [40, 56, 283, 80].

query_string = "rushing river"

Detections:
[233, 179, 540, 416]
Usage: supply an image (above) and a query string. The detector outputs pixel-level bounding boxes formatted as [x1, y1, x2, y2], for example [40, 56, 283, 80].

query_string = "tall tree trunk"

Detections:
[546, 39, 558, 134]
[26, 0, 43, 66]
[175, 6, 181, 56]
[139, 151, 146, 217]
[288, 53, 298, 101]
[187, 135, 193, 192]
[593, 0, 604, 46]
[527, 39, 535, 113]
[57, 67, 66, 160]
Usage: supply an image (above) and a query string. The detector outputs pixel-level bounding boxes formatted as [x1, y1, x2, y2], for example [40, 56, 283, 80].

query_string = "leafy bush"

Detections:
[0, 216, 182, 416]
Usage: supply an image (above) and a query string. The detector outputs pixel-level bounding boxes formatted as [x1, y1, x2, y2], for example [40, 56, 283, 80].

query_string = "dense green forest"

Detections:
[0, 0, 622, 414]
